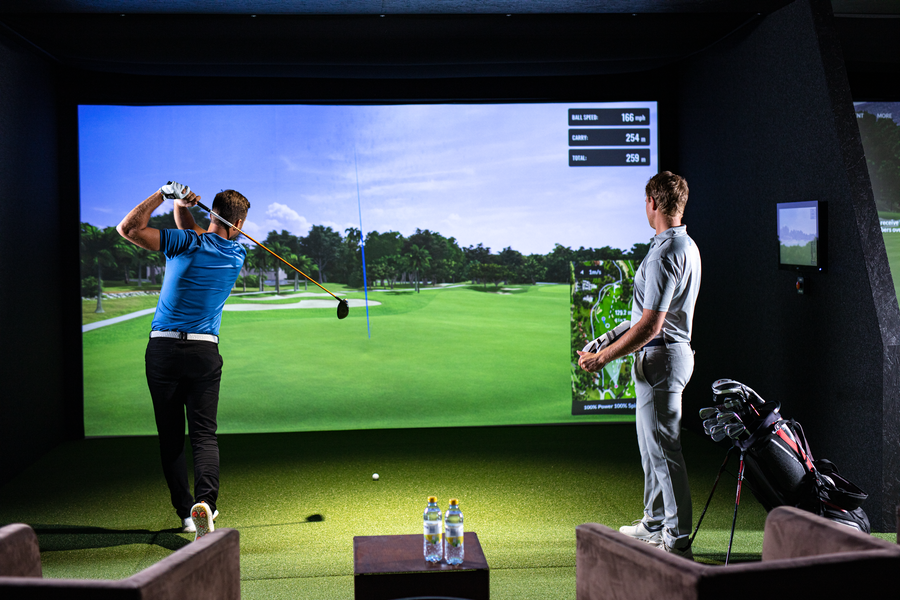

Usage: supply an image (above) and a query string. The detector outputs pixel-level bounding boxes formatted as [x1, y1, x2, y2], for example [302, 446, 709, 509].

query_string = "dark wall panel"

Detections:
[0, 31, 80, 486]
[676, 0, 899, 530]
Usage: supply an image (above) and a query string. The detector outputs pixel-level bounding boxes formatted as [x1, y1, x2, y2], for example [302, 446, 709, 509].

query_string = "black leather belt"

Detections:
[641, 338, 690, 351]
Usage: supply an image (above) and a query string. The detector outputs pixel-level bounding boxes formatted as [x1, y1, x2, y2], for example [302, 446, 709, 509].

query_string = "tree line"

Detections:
[81, 206, 650, 306]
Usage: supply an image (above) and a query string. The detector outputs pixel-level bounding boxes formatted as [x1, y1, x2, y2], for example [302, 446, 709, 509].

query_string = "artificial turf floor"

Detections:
[0, 424, 771, 599]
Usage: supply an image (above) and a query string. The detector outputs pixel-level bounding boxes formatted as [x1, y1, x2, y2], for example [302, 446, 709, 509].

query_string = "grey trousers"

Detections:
[633, 342, 694, 549]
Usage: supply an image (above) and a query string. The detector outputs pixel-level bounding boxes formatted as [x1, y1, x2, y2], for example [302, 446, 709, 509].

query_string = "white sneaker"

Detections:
[660, 542, 694, 560]
[618, 520, 663, 544]
[190, 502, 217, 541]
[182, 509, 218, 533]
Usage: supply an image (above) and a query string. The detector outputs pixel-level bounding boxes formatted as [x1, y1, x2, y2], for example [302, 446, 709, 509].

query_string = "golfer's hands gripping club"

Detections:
[160, 181, 192, 200]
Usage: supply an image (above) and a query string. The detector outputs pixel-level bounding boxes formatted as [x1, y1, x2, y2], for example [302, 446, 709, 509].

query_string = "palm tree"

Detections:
[239, 244, 254, 292]
[406, 244, 431, 293]
[295, 254, 313, 291]
[251, 244, 270, 292]
[80, 223, 120, 313]
[268, 241, 295, 295]
[132, 246, 153, 288]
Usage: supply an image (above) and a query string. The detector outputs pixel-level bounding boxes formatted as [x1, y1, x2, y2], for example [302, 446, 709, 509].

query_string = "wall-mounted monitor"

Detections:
[777, 200, 826, 272]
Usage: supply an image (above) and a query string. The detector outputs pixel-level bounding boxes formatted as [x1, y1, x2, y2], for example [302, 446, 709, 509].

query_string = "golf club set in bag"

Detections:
[692, 379, 869, 562]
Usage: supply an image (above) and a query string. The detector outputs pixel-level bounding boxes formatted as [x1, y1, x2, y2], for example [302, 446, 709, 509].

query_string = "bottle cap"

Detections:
[449, 498, 459, 505]
[428, 496, 437, 503]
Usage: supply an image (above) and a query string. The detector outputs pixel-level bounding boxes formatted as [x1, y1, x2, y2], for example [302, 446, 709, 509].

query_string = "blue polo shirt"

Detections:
[151, 229, 246, 336]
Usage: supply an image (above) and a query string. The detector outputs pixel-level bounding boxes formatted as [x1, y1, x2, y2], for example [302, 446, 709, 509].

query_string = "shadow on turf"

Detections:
[692, 551, 761, 565]
[28, 524, 190, 552]
[239, 514, 325, 529]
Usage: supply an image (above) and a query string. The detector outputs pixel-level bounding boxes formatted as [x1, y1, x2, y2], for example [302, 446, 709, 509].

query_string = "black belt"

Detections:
[641, 338, 691, 351]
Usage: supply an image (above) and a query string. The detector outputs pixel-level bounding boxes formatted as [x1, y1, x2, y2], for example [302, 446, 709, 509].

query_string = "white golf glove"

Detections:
[582, 320, 631, 353]
[159, 181, 191, 200]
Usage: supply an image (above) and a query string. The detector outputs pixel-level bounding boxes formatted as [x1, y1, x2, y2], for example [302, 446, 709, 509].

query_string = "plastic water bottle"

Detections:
[423, 496, 443, 563]
[444, 498, 464, 565]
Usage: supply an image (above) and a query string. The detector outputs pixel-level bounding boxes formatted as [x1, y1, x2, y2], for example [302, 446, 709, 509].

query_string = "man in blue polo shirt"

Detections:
[578, 171, 701, 559]
[117, 182, 250, 539]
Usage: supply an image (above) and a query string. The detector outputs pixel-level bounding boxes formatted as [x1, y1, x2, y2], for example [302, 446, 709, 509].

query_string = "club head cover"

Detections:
[160, 181, 191, 200]
[582, 320, 631, 353]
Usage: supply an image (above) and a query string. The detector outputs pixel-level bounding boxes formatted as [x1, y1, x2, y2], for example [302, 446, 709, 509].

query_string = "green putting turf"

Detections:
[83, 284, 631, 437]
[0, 424, 776, 600]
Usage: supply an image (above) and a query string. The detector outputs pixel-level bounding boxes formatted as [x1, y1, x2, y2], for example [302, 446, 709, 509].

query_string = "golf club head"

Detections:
[337, 299, 349, 320]
[716, 411, 741, 424]
[703, 417, 719, 434]
[712, 379, 746, 397]
[726, 423, 746, 439]
[699, 407, 720, 420]
[710, 425, 728, 442]
[723, 398, 743, 411]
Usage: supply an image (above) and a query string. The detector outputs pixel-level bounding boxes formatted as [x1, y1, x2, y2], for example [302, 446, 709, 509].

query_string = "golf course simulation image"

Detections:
[570, 260, 637, 416]
[856, 101, 900, 301]
[79, 101, 658, 435]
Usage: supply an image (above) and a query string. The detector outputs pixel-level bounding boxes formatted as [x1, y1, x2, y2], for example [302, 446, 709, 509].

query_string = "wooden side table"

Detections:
[353, 532, 490, 600]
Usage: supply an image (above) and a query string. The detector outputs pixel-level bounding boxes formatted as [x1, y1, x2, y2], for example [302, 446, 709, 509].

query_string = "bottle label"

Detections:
[424, 522, 442, 541]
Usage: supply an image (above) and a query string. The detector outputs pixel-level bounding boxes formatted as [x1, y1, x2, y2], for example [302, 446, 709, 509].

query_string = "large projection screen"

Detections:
[79, 102, 658, 435]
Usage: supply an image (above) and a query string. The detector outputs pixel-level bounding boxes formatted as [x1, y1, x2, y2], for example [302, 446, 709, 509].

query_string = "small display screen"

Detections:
[777, 201, 820, 268]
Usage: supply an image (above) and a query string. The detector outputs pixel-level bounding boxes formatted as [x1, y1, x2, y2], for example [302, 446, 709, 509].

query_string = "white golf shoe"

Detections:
[618, 520, 663, 544]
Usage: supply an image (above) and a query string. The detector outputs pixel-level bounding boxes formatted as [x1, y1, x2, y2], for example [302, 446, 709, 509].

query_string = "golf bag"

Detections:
[700, 379, 870, 533]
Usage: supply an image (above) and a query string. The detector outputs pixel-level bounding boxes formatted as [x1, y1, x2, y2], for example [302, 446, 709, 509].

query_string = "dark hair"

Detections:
[211, 190, 250, 225]
[645, 171, 689, 217]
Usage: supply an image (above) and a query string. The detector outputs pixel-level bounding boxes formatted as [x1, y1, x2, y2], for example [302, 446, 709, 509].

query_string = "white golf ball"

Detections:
[372, 473, 379, 480]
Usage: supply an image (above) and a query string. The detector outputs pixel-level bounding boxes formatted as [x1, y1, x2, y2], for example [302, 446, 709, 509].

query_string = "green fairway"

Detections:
[83, 284, 625, 436]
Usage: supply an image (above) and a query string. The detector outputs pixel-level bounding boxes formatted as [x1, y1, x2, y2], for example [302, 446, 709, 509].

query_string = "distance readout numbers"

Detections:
[568, 108, 650, 167]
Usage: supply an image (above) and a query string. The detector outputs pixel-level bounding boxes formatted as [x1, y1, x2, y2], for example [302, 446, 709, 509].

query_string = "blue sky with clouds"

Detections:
[79, 102, 658, 255]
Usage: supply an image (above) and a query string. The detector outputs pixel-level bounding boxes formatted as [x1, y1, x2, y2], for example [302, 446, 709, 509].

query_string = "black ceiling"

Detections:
[0, 0, 896, 83]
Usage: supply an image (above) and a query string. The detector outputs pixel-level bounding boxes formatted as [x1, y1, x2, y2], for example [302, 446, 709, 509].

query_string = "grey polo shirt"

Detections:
[631, 225, 701, 344]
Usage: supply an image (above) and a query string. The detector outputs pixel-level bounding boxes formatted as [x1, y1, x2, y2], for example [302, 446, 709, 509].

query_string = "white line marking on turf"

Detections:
[82, 298, 376, 331]
[83, 308, 157, 332]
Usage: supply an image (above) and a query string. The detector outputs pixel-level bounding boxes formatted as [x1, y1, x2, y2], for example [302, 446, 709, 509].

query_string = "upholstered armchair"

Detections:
[0, 523, 240, 599]
[576, 506, 900, 600]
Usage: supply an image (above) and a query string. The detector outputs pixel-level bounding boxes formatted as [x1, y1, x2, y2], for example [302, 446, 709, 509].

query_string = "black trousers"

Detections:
[145, 337, 223, 519]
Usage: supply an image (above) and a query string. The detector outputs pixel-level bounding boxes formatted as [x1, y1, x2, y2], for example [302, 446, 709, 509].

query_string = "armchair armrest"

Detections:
[762, 506, 895, 560]
[131, 527, 240, 600]
[0, 527, 240, 600]
[0, 524, 42, 578]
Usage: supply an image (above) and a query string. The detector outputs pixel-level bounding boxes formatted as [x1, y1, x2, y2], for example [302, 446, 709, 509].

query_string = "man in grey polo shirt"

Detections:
[578, 171, 701, 558]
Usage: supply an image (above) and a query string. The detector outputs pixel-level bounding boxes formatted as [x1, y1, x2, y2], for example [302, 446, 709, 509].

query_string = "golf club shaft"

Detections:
[195, 201, 341, 302]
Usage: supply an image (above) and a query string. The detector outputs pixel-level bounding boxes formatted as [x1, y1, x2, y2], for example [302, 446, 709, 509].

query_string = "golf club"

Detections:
[195, 199, 349, 320]
[699, 407, 720, 420]
[725, 423, 747, 439]
[710, 425, 728, 443]
[717, 411, 742, 424]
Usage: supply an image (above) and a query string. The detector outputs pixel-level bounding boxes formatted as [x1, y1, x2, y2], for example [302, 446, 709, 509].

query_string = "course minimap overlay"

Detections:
[570, 260, 637, 415]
